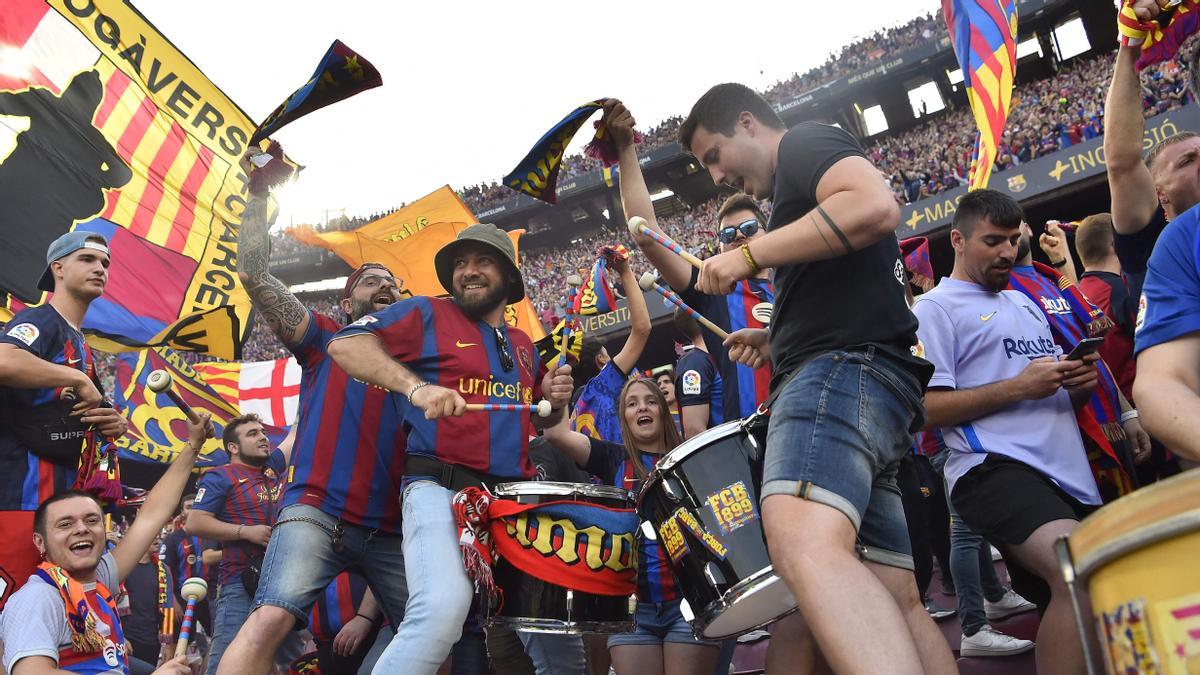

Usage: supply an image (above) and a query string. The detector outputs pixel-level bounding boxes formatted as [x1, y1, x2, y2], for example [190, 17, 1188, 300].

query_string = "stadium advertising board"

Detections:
[900, 105, 1199, 236]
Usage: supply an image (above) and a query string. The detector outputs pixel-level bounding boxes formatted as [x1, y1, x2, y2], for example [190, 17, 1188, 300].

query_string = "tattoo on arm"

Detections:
[238, 194, 308, 346]
[815, 205, 854, 254]
[810, 213, 838, 256]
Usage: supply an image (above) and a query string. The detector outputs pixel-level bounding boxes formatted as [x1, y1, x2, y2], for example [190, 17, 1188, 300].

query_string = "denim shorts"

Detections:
[762, 347, 925, 570]
[253, 504, 408, 626]
[607, 598, 721, 648]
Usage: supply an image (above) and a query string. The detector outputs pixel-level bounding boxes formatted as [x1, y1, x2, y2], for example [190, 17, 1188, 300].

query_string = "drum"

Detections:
[638, 417, 797, 639]
[489, 481, 636, 634]
[1056, 469, 1200, 675]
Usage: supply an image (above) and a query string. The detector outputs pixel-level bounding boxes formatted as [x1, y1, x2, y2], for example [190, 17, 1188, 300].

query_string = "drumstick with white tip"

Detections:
[639, 272, 730, 341]
[147, 370, 202, 425]
[464, 400, 554, 417]
[174, 577, 208, 658]
[628, 216, 705, 271]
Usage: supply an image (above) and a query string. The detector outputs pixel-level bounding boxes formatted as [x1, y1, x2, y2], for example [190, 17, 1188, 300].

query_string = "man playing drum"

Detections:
[685, 83, 956, 674]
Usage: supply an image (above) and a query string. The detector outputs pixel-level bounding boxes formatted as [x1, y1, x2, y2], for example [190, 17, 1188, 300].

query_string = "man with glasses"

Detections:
[607, 99, 773, 424]
[327, 224, 574, 674]
[213, 151, 410, 675]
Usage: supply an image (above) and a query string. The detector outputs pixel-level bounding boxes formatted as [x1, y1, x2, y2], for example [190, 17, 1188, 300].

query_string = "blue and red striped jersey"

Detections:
[914, 428, 946, 457]
[0, 305, 98, 511]
[332, 297, 542, 479]
[585, 438, 679, 604]
[192, 449, 286, 584]
[308, 570, 370, 644]
[279, 311, 406, 532]
[680, 274, 773, 421]
[163, 529, 217, 597]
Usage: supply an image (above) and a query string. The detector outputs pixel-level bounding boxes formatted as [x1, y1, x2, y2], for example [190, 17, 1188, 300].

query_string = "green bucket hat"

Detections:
[434, 223, 525, 304]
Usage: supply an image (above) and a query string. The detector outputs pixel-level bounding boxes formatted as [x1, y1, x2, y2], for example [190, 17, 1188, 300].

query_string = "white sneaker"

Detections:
[959, 625, 1035, 657]
[985, 589, 1037, 621]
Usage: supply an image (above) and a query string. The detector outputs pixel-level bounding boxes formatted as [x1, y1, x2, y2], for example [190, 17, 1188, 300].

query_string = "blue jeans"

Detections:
[762, 348, 923, 569]
[254, 504, 408, 626]
[373, 481, 474, 674]
[931, 450, 1005, 636]
[517, 632, 587, 675]
[207, 579, 302, 674]
[608, 599, 720, 647]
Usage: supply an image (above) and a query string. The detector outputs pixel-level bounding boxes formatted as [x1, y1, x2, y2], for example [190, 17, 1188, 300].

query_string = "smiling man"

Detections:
[679, 82, 953, 674]
[0, 231, 128, 614]
[326, 223, 574, 675]
[0, 411, 212, 675]
[214, 150, 411, 675]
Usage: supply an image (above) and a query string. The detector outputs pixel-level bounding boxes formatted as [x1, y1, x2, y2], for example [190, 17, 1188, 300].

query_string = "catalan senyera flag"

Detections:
[942, 0, 1018, 191]
[194, 357, 301, 429]
[0, 0, 259, 359]
[250, 39, 382, 145]
[290, 186, 547, 340]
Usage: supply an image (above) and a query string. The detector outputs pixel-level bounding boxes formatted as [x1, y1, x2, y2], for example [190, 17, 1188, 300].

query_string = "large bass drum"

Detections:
[489, 481, 636, 634]
[638, 417, 797, 639]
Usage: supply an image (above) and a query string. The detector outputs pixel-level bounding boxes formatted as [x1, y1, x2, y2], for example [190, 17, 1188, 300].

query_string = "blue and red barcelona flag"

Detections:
[504, 100, 642, 204]
[899, 236, 935, 293]
[573, 257, 619, 316]
[0, 0, 264, 359]
[250, 40, 382, 145]
[112, 347, 288, 470]
[942, 0, 1018, 191]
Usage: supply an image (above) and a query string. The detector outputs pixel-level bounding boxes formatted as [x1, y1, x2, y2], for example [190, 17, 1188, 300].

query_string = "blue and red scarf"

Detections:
[452, 487, 638, 606]
[1008, 264, 1134, 498]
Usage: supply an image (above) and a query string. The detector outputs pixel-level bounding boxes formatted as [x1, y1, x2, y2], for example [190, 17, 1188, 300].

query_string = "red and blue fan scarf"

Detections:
[36, 561, 129, 673]
[451, 487, 638, 610]
[900, 237, 935, 292]
[1008, 264, 1135, 498]
[153, 553, 175, 645]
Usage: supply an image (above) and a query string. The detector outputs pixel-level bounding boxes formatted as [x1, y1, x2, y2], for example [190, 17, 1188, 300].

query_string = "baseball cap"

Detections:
[37, 231, 110, 292]
[342, 262, 394, 300]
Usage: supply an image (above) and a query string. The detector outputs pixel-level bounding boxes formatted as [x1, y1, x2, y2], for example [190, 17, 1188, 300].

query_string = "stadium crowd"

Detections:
[873, 51, 1193, 205]
[7, 2, 1200, 675]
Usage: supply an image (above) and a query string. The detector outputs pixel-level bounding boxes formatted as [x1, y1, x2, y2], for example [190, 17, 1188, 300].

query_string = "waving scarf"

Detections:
[36, 561, 127, 662]
[1008, 264, 1134, 498]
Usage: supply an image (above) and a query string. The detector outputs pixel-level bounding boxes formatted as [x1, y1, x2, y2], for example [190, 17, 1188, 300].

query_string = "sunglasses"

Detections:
[493, 326, 514, 372]
[718, 219, 760, 244]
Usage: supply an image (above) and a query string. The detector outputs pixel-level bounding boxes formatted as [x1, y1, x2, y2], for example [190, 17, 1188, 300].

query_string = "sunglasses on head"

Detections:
[718, 219, 760, 244]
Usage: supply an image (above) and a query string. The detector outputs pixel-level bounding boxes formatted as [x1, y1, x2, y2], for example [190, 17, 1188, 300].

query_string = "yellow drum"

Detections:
[1056, 469, 1200, 675]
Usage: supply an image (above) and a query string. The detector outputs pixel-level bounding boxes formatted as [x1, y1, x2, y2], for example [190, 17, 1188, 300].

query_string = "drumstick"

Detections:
[174, 577, 208, 658]
[146, 370, 202, 425]
[639, 272, 730, 341]
[464, 400, 554, 417]
[628, 216, 704, 270]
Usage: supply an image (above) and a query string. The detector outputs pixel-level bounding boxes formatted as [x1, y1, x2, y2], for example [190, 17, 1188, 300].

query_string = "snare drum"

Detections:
[489, 481, 636, 634]
[638, 418, 797, 639]
[1056, 469, 1200, 675]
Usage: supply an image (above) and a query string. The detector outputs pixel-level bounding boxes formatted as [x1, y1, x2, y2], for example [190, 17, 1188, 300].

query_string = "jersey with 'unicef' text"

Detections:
[332, 296, 542, 479]
[192, 449, 286, 585]
[279, 310, 406, 532]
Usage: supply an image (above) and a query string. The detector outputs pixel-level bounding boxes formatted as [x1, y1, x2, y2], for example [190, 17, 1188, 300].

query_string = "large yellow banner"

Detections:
[291, 186, 546, 340]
